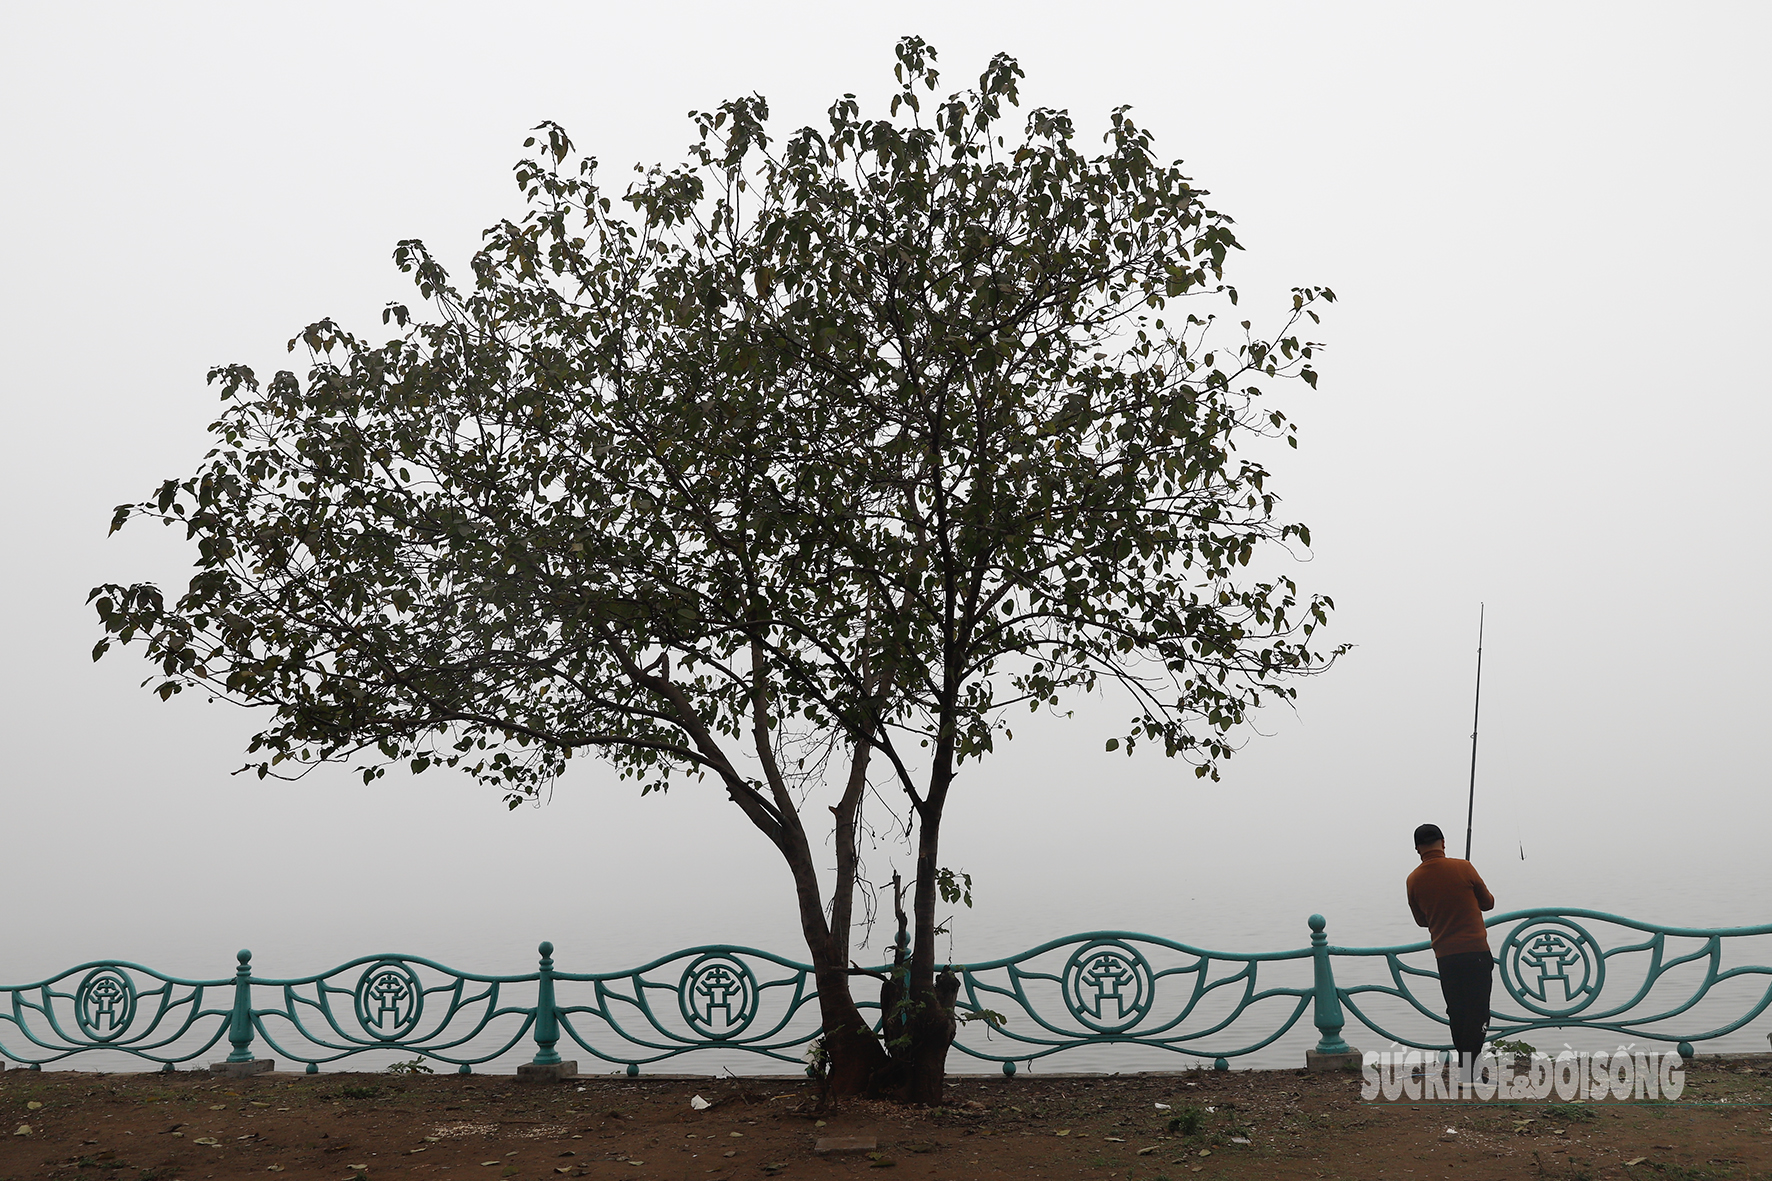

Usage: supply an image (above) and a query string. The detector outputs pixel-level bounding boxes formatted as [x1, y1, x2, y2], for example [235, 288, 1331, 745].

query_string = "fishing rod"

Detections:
[1464, 604, 1485, 861]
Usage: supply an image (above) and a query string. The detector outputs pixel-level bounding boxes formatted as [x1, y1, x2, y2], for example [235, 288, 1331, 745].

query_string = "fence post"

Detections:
[532, 941, 562, 1066]
[226, 950, 256, 1062]
[516, 941, 579, 1082]
[1305, 915, 1359, 1070]
[211, 949, 272, 1076]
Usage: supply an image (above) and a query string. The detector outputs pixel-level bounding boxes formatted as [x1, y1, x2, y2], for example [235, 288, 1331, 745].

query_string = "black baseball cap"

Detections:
[1413, 823, 1445, 847]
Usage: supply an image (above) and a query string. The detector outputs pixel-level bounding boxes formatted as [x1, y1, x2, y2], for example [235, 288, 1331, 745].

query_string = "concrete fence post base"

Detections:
[1305, 1049, 1364, 1072]
[516, 1060, 579, 1083]
[209, 1059, 274, 1077]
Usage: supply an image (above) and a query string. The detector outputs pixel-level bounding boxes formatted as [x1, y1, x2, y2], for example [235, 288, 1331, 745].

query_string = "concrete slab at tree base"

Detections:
[813, 1137, 878, 1155]
[515, 1061, 579, 1083]
[209, 1059, 274, 1077]
[1305, 1050, 1364, 1072]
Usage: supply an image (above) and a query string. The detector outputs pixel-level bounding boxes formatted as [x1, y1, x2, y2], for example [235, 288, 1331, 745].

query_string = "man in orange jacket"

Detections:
[1406, 822, 1496, 1083]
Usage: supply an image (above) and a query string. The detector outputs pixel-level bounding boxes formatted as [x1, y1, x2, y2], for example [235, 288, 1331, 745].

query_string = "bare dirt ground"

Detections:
[4, 1054, 1770, 1181]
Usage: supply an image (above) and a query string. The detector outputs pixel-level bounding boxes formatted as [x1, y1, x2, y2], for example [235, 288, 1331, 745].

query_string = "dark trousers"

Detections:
[1437, 951, 1494, 1066]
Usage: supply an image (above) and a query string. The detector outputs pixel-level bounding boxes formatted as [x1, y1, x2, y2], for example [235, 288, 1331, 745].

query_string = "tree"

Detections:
[91, 38, 1342, 1103]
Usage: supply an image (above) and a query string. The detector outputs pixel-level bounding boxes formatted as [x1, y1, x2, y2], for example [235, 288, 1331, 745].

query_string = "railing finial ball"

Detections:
[1308, 914, 1326, 933]
[539, 941, 555, 958]
[237, 949, 252, 965]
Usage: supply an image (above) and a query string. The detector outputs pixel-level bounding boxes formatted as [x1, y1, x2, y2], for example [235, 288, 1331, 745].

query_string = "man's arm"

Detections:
[1468, 864, 1496, 912]
[1407, 884, 1429, 928]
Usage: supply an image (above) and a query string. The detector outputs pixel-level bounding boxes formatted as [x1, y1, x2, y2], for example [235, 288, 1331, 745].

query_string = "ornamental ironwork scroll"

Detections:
[1499, 917, 1604, 1016]
[74, 968, 137, 1043]
[553, 946, 822, 1070]
[2, 963, 229, 1069]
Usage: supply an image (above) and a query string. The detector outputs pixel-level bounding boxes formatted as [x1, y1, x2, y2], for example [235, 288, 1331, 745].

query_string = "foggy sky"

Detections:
[2, 3, 1767, 989]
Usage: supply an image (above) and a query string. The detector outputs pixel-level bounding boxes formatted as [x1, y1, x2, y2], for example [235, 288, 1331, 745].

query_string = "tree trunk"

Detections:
[814, 966, 889, 1095]
[741, 647, 893, 1096]
[877, 956, 959, 1103]
[781, 850, 891, 1095]
[768, 796, 891, 1095]
[885, 782, 960, 1105]
[903, 968, 960, 1104]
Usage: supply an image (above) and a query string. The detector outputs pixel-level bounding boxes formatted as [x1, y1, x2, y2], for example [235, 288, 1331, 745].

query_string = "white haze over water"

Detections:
[2, 3, 1768, 1071]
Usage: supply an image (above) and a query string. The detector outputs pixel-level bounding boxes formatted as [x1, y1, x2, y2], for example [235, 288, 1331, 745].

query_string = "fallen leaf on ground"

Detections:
[25, 1101, 41, 1110]
[14, 1126, 31, 1137]
[1137, 1146, 1158, 1155]
[1625, 1158, 1647, 1167]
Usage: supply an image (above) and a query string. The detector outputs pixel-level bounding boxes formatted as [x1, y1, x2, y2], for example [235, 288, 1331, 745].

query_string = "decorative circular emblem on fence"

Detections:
[354, 960, 425, 1041]
[74, 967, 137, 1042]
[1061, 939, 1154, 1033]
[679, 954, 759, 1040]
[1499, 917, 1605, 1017]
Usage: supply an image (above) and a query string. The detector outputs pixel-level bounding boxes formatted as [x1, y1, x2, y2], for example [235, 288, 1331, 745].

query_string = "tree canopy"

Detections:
[92, 37, 1342, 1100]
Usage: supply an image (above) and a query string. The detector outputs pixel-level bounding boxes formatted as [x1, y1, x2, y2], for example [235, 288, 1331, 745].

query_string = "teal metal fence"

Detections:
[1333, 909, 1772, 1063]
[4, 910, 1769, 1074]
